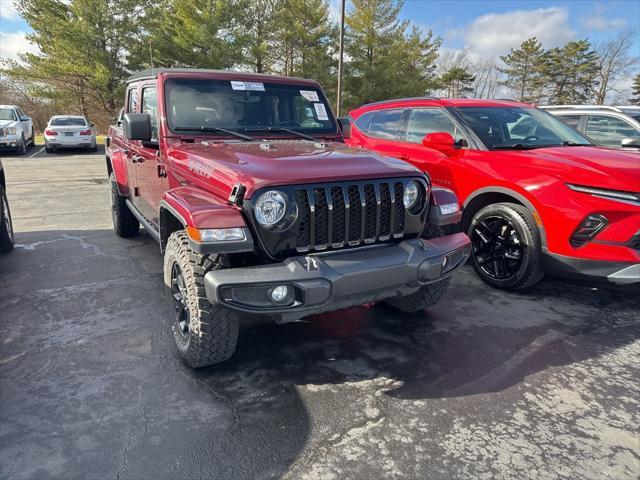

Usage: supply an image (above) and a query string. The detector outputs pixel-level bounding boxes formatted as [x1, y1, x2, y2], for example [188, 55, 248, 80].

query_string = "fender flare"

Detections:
[107, 149, 131, 196]
[463, 186, 548, 248]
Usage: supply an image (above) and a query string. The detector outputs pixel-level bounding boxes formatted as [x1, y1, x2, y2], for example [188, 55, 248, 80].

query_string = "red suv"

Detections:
[347, 98, 640, 289]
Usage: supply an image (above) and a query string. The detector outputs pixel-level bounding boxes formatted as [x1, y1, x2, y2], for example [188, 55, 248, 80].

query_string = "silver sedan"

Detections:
[44, 115, 97, 153]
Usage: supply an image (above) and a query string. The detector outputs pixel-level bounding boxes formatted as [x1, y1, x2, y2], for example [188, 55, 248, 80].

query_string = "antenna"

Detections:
[149, 39, 154, 74]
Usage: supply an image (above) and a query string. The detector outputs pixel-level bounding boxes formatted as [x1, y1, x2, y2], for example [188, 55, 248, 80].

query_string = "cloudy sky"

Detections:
[1, 0, 638, 71]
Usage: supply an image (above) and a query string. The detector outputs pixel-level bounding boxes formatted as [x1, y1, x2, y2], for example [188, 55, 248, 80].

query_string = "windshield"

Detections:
[0, 109, 17, 121]
[456, 106, 593, 149]
[165, 78, 337, 137]
[50, 117, 87, 126]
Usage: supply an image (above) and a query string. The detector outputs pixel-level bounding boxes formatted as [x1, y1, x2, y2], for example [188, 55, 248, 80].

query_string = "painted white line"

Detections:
[28, 147, 45, 159]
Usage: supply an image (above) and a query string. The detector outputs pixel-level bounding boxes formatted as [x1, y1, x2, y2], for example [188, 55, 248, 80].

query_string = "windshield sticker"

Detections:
[230, 81, 265, 91]
[313, 103, 329, 121]
[300, 90, 319, 102]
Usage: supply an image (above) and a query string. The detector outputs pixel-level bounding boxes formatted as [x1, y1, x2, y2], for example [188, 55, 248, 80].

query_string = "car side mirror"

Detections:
[422, 132, 456, 154]
[123, 113, 151, 141]
[20, 115, 30, 121]
[90, 122, 96, 128]
[621, 137, 640, 148]
[338, 117, 351, 140]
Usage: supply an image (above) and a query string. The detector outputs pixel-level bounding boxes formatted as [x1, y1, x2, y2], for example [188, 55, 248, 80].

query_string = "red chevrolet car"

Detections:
[346, 98, 640, 289]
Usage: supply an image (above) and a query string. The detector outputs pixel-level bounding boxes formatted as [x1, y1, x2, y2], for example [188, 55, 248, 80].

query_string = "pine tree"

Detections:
[628, 74, 640, 105]
[498, 37, 545, 102]
[543, 40, 600, 104]
[439, 66, 475, 98]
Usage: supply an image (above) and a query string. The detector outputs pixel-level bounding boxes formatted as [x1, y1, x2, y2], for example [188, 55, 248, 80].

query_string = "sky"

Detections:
[1, 0, 639, 93]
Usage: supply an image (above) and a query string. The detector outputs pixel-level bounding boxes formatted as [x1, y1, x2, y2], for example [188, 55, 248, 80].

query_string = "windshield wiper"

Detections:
[561, 141, 592, 147]
[243, 127, 316, 142]
[173, 126, 252, 141]
[492, 144, 542, 150]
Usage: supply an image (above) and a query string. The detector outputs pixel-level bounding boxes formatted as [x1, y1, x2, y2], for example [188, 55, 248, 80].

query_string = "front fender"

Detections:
[108, 149, 131, 196]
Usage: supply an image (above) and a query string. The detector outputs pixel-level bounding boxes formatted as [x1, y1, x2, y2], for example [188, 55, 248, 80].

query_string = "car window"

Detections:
[585, 115, 640, 148]
[405, 108, 463, 144]
[0, 108, 17, 121]
[141, 87, 158, 140]
[367, 109, 404, 140]
[16, 107, 25, 117]
[353, 111, 375, 133]
[555, 115, 582, 129]
[50, 117, 88, 126]
[126, 86, 139, 113]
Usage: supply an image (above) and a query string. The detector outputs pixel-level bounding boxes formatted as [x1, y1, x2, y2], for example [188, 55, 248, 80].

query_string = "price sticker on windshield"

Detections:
[230, 81, 265, 91]
[313, 103, 329, 120]
[300, 90, 319, 102]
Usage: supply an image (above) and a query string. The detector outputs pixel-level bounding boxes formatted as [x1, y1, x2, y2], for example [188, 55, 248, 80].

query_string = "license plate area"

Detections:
[64, 132, 74, 136]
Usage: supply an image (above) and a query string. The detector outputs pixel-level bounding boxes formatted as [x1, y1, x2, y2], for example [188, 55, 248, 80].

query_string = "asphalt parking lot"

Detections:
[1, 148, 639, 480]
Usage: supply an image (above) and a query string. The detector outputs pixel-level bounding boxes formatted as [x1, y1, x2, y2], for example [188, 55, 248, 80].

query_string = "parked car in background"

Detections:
[0, 159, 15, 253]
[347, 98, 640, 289]
[0, 105, 35, 155]
[44, 115, 97, 153]
[541, 105, 640, 150]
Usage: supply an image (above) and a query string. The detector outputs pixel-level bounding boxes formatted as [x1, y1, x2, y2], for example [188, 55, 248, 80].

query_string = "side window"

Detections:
[353, 111, 375, 133]
[405, 108, 461, 144]
[126, 86, 139, 113]
[556, 115, 582, 129]
[368, 109, 404, 140]
[585, 115, 639, 148]
[141, 87, 158, 140]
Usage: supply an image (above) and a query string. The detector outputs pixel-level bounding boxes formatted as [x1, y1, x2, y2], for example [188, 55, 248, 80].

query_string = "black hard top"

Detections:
[126, 68, 318, 85]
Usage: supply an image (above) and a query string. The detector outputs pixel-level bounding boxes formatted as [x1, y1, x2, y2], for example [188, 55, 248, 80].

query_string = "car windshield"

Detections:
[455, 106, 594, 150]
[50, 117, 87, 126]
[0, 109, 17, 121]
[165, 78, 337, 137]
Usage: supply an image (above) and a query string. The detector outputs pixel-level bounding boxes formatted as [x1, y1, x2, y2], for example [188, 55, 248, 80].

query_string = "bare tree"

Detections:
[594, 32, 638, 105]
[473, 58, 500, 99]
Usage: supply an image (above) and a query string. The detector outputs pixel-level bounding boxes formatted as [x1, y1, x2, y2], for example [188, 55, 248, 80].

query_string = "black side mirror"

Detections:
[338, 117, 351, 140]
[621, 137, 640, 148]
[20, 115, 30, 121]
[123, 113, 151, 141]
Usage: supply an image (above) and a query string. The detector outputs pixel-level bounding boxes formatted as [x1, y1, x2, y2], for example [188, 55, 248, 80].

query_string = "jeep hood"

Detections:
[168, 140, 423, 198]
[507, 146, 640, 192]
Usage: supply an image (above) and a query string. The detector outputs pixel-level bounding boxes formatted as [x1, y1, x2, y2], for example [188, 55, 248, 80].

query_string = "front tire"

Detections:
[0, 185, 15, 253]
[468, 202, 544, 290]
[17, 135, 27, 155]
[109, 172, 139, 237]
[163, 231, 239, 368]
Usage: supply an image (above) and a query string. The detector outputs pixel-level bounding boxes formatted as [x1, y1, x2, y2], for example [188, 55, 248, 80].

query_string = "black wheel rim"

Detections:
[2, 194, 13, 243]
[471, 215, 524, 280]
[109, 179, 118, 226]
[171, 262, 190, 340]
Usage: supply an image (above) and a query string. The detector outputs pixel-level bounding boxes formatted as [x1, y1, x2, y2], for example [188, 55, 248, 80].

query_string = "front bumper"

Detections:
[543, 252, 640, 284]
[0, 136, 19, 150]
[204, 233, 471, 322]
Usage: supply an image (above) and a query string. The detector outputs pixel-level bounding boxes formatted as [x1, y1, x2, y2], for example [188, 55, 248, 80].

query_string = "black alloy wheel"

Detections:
[471, 214, 524, 280]
[171, 261, 191, 341]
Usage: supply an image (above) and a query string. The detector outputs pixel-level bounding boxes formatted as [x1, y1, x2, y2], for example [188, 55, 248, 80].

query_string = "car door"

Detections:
[134, 83, 165, 225]
[121, 83, 141, 201]
[15, 107, 32, 139]
[394, 107, 468, 190]
[584, 114, 640, 148]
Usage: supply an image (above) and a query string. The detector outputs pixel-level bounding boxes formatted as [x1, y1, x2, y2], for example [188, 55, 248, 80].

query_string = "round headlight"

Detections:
[403, 181, 419, 209]
[255, 190, 287, 226]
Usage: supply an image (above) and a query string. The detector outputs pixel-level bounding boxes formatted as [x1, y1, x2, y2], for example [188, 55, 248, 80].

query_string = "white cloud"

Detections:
[0, 31, 39, 61]
[448, 7, 576, 57]
[582, 16, 627, 31]
[0, 0, 19, 20]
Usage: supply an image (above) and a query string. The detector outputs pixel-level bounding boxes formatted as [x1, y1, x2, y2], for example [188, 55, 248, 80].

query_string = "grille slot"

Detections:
[293, 180, 412, 253]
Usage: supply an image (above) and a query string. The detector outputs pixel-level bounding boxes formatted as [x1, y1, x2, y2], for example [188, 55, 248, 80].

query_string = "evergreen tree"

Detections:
[499, 37, 545, 102]
[439, 66, 475, 98]
[627, 74, 640, 105]
[543, 40, 599, 104]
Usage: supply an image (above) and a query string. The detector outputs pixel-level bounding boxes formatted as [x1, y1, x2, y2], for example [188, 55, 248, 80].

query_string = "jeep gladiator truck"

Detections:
[106, 68, 471, 367]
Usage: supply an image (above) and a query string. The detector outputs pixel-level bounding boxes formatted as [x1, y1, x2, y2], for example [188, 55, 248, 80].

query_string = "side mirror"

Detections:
[20, 115, 30, 121]
[123, 113, 151, 141]
[90, 122, 96, 128]
[422, 132, 456, 154]
[338, 117, 351, 140]
[621, 137, 640, 148]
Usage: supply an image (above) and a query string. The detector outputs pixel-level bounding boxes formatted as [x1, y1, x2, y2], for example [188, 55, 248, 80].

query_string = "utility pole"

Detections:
[336, 0, 346, 117]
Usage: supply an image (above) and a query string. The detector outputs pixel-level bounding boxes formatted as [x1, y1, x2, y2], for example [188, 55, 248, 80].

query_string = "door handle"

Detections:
[131, 155, 144, 163]
[397, 154, 409, 161]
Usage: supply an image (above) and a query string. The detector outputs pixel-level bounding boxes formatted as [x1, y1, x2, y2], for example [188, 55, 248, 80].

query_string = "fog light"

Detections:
[271, 285, 289, 303]
[441, 256, 449, 269]
[10, 142, 16, 147]
[570, 214, 607, 248]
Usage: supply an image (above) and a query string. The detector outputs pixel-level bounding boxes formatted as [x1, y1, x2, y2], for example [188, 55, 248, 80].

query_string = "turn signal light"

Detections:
[79, 129, 92, 136]
[186, 226, 245, 242]
[44, 129, 58, 136]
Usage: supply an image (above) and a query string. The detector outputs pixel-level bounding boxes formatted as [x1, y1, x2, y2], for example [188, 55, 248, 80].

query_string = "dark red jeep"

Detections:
[106, 68, 470, 367]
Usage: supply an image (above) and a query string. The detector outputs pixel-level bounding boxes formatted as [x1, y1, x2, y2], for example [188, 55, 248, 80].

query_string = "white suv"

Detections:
[0, 105, 35, 155]
[541, 105, 640, 150]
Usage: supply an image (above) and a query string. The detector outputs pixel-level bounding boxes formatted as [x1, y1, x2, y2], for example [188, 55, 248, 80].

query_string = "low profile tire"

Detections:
[384, 223, 451, 313]
[45, 144, 54, 153]
[0, 185, 15, 253]
[17, 135, 27, 155]
[163, 231, 239, 368]
[109, 172, 139, 237]
[468, 202, 544, 290]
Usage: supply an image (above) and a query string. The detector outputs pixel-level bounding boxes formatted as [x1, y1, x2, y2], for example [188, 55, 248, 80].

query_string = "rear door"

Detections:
[584, 114, 640, 148]
[355, 108, 409, 158]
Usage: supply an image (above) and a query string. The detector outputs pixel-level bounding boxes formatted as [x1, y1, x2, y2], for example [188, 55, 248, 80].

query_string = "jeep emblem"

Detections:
[303, 256, 319, 271]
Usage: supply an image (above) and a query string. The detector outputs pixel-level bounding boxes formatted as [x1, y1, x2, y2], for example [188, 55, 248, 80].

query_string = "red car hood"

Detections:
[168, 140, 422, 198]
[510, 146, 640, 192]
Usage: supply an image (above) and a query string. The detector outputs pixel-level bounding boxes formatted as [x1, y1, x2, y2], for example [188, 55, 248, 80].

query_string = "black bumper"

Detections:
[543, 252, 640, 284]
[204, 233, 471, 322]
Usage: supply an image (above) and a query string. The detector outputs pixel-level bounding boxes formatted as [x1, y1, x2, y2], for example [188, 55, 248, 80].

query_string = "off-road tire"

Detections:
[163, 231, 239, 368]
[384, 222, 450, 312]
[468, 202, 544, 290]
[0, 185, 15, 253]
[109, 172, 139, 237]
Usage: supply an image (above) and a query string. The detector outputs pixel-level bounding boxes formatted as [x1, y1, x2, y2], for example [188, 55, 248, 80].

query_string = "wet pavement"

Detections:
[1, 152, 639, 480]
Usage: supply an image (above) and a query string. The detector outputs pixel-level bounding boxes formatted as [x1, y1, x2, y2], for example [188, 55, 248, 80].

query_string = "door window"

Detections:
[126, 86, 139, 113]
[585, 115, 639, 148]
[368, 109, 404, 140]
[405, 108, 462, 144]
[353, 111, 375, 133]
[555, 115, 582, 129]
[141, 87, 158, 140]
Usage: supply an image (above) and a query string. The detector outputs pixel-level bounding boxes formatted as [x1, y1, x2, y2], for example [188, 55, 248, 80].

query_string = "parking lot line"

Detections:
[27, 147, 45, 159]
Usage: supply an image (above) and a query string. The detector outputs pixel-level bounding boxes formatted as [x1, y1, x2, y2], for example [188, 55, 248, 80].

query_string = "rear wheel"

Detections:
[109, 172, 139, 237]
[0, 185, 15, 253]
[468, 202, 544, 290]
[164, 231, 239, 368]
[29, 129, 36, 147]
